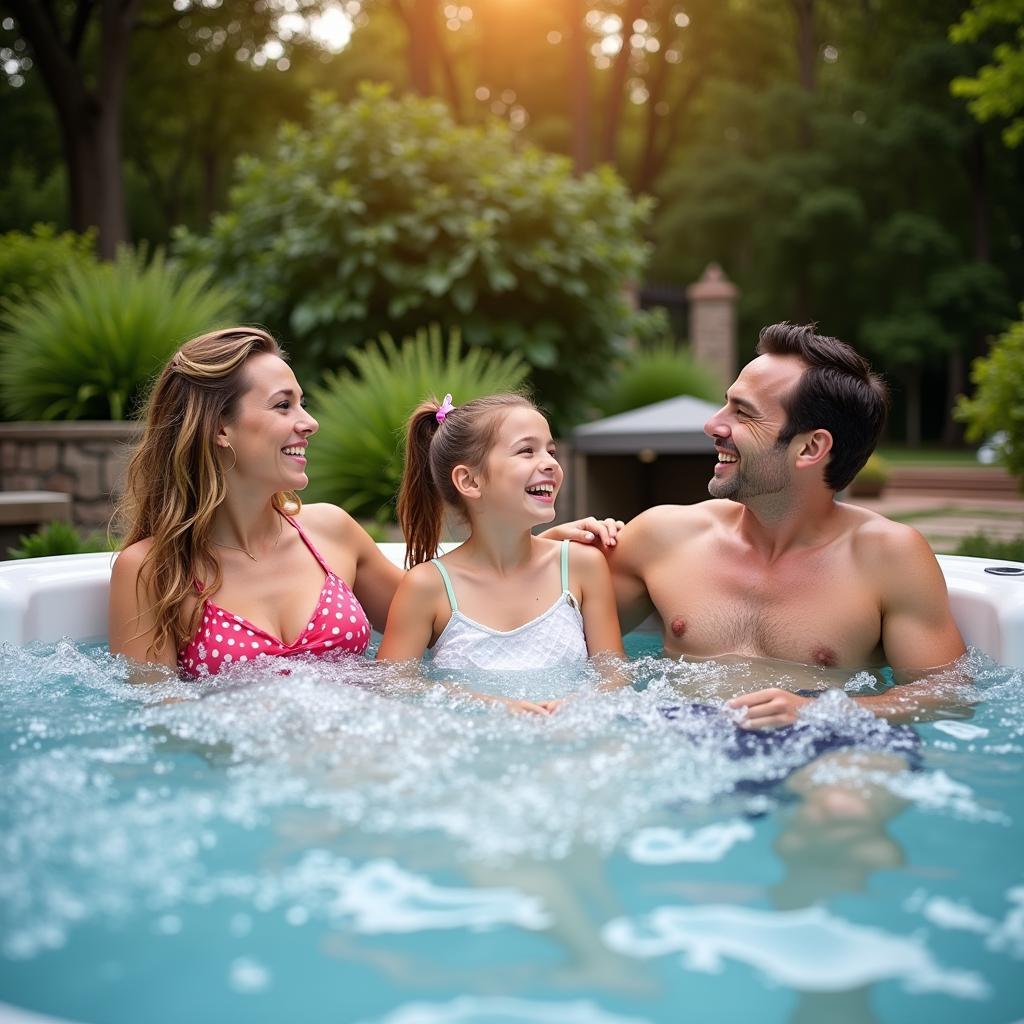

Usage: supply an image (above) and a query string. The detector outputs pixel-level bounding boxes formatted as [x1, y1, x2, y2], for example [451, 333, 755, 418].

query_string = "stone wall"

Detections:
[0, 422, 142, 528]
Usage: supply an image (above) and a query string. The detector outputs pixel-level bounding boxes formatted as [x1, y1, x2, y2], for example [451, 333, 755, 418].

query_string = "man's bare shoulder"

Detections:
[843, 503, 939, 571]
[622, 500, 731, 542]
[610, 501, 729, 579]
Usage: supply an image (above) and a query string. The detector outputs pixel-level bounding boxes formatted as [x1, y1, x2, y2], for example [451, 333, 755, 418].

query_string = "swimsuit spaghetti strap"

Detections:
[282, 512, 332, 575]
[431, 559, 459, 612]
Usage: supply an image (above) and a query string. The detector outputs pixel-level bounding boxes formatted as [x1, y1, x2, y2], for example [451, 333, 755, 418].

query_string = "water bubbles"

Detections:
[229, 956, 270, 993]
[2, 637, 1022, 1019]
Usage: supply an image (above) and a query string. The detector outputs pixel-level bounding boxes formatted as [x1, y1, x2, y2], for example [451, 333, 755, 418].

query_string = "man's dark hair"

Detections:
[756, 322, 889, 492]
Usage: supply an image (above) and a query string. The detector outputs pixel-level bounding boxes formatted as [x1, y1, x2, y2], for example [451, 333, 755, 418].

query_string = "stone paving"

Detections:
[844, 492, 1024, 554]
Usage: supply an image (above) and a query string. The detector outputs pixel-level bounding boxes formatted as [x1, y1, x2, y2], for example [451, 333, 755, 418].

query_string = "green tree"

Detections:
[956, 310, 1024, 484]
[950, 0, 1024, 146]
[651, 0, 1021, 443]
[176, 85, 653, 428]
[0, 0, 337, 253]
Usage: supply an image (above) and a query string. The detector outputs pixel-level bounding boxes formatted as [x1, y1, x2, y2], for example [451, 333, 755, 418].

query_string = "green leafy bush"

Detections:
[956, 310, 1024, 486]
[594, 339, 722, 418]
[305, 324, 528, 521]
[0, 224, 96, 305]
[176, 84, 652, 428]
[848, 453, 891, 497]
[7, 521, 116, 559]
[0, 247, 238, 421]
[953, 532, 1024, 562]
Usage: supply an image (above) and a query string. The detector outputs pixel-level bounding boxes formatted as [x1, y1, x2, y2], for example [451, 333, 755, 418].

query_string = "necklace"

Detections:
[212, 541, 258, 562]
[212, 519, 283, 563]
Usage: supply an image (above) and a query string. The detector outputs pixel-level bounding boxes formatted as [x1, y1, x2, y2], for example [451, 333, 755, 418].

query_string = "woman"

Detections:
[109, 327, 618, 678]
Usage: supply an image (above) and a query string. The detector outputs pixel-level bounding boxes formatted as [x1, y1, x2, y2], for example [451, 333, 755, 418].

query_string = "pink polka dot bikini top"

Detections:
[178, 513, 371, 678]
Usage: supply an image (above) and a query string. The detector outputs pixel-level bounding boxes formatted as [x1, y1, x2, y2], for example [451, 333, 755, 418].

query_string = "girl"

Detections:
[376, 393, 624, 695]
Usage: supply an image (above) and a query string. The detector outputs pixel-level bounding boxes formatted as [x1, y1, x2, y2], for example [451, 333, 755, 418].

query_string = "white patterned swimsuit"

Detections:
[426, 540, 588, 671]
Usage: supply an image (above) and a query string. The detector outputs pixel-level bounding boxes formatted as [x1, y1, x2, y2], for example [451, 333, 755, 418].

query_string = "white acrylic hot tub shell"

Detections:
[1, 549, 1022, 668]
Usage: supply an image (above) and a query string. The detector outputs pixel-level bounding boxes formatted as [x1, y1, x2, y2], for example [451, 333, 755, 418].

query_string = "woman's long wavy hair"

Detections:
[112, 327, 300, 657]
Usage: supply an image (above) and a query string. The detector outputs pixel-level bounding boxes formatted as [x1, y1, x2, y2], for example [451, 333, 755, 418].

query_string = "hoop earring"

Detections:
[221, 442, 237, 473]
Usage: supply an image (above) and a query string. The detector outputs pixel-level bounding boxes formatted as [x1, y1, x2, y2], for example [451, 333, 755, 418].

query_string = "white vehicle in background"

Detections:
[976, 430, 1010, 466]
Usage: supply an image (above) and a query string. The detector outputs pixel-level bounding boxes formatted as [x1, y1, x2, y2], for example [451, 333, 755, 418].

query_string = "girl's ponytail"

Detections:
[397, 399, 446, 568]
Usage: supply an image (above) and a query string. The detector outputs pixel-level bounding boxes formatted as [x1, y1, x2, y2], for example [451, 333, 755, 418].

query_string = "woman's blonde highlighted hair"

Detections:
[112, 327, 300, 657]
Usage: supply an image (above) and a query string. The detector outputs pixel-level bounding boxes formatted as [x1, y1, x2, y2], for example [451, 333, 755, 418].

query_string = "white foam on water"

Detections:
[228, 956, 270, 994]
[934, 721, 990, 741]
[626, 821, 755, 864]
[314, 857, 551, 934]
[905, 887, 1024, 961]
[601, 904, 988, 999]
[189, 851, 550, 936]
[921, 897, 994, 934]
[362, 996, 652, 1024]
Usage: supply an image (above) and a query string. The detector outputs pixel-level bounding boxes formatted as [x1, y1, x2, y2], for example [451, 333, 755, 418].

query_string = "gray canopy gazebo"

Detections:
[569, 395, 720, 521]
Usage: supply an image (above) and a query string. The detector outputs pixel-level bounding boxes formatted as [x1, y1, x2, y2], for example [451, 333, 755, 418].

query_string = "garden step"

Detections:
[0, 490, 72, 525]
[0, 490, 73, 557]
[885, 466, 1019, 498]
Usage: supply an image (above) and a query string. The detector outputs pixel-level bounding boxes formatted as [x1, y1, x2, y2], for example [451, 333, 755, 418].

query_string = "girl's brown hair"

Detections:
[397, 392, 536, 568]
[112, 327, 300, 657]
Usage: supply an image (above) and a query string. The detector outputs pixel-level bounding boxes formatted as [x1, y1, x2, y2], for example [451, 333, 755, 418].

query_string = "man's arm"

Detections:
[878, 528, 966, 671]
[850, 526, 968, 722]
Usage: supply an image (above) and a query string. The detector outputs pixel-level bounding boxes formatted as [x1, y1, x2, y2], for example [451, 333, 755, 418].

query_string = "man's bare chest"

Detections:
[645, 547, 883, 667]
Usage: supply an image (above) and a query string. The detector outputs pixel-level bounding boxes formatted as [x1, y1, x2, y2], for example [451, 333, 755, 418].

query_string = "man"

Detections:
[609, 322, 967, 727]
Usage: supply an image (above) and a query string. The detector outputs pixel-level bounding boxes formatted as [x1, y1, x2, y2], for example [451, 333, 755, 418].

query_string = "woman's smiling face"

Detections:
[220, 352, 318, 492]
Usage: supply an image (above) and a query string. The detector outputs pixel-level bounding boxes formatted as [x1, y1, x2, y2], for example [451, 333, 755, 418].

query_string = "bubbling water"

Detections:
[0, 640, 1021, 1020]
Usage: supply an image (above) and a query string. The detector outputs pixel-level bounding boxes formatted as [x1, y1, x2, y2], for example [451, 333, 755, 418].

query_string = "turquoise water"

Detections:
[0, 639, 1021, 1024]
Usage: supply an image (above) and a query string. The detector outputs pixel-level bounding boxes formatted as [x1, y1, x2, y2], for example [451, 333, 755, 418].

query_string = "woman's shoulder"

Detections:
[111, 537, 154, 578]
[293, 501, 356, 532]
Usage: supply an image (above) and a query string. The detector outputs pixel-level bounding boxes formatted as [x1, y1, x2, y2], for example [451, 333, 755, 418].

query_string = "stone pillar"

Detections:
[686, 263, 739, 385]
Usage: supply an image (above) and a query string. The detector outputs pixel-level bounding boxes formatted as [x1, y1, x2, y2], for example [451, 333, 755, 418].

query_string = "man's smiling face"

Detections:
[703, 354, 807, 503]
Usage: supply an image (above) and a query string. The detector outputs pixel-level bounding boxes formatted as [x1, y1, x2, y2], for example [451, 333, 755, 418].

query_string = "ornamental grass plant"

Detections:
[594, 340, 722, 418]
[0, 247, 238, 421]
[305, 324, 528, 522]
[7, 521, 116, 559]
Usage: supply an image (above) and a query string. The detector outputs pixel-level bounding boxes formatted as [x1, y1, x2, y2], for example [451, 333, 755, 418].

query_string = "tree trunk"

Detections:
[3, 0, 137, 256]
[601, 0, 644, 164]
[942, 351, 966, 446]
[566, 0, 591, 173]
[791, 0, 816, 93]
[905, 366, 921, 447]
[407, 0, 435, 96]
[943, 131, 992, 445]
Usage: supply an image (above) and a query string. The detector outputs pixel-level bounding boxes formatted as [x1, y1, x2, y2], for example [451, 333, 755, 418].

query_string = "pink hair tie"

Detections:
[435, 393, 455, 423]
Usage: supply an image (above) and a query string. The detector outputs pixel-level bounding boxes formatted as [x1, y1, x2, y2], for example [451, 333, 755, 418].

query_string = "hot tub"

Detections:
[2, 549, 1022, 666]
[1, 549, 1022, 1024]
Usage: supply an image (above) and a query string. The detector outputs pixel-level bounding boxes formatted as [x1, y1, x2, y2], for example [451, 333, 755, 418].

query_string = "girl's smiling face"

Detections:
[480, 406, 563, 525]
